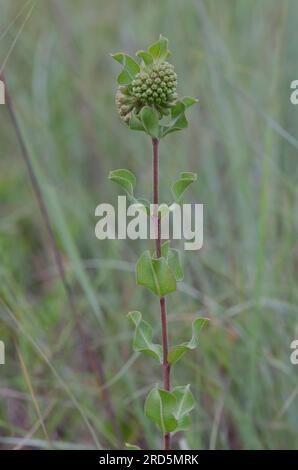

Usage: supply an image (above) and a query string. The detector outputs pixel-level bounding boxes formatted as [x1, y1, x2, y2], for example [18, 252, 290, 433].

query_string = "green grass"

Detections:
[0, 0, 297, 450]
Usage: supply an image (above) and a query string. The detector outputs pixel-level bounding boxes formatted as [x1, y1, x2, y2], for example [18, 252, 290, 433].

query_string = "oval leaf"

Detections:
[144, 387, 178, 433]
[136, 250, 176, 296]
[140, 106, 160, 139]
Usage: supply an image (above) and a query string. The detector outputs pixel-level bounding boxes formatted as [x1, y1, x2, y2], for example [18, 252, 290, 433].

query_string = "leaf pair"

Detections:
[136, 241, 183, 297]
[144, 385, 195, 433]
[127, 311, 208, 365]
[136, 250, 176, 297]
[129, 99, 198, 139]
[109, 168, 197, 203]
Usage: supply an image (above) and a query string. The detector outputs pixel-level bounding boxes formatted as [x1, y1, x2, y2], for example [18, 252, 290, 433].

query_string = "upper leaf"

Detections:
[144, 387, 178, 433]
[136, 50, 154, 66]
[136, 250, 176, 297]
[161, 96, 198, 137]
[148, 35, 170, 62]
[168, 317, 208, 365]
[171, 171, 197, 202]
[111, 53, 140, 85]
[127, 311, 162, 363]
[108, 169, 136, 196]
[140, 106, 160, 139]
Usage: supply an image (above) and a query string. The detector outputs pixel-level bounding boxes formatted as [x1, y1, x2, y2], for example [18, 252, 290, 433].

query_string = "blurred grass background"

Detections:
[0, 0, 298, 450]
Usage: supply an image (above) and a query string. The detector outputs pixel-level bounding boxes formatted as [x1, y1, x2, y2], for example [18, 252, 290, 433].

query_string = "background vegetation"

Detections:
[0, 0, 297, 450]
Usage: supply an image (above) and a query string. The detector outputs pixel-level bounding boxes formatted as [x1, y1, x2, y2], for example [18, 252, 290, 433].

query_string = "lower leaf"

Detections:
[144, 387, 178, 433]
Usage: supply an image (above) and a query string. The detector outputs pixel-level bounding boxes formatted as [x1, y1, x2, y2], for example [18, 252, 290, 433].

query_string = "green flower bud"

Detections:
[133, 61, 177, 108]
[115, 60, 178, 124]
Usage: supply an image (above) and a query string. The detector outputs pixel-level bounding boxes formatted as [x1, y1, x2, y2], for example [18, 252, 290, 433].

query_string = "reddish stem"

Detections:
[152, 138, 171, 451]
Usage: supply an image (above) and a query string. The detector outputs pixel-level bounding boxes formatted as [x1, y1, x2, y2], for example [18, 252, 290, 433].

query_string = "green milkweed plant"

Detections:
[111, 35, 207, 450]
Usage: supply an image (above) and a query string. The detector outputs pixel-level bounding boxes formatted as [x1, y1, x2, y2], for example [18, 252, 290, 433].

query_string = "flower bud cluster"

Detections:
[116, 62, 178, 124]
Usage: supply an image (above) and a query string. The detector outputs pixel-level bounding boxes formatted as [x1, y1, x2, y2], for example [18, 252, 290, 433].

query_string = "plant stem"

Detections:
[152, 138, 171, 451]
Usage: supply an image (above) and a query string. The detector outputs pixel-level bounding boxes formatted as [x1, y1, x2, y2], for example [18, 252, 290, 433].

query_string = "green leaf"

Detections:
[111, 53, 140, 85]
[108, 169, 136, 196]
[136, 50, 153, 66]
[172, 385, 195, 432]
[140, 106, 160, 138]
[175, 414, 190, 432]
[127, 311, 162, 363]
[160, 241, 183, 281]
[173, 385, 195, 419]
[129, 110, 145, 131]
[171, 172, 197, 202]
[181, 96, 198, 108]
[161, 96, 198, 137]
[168, 317, 208, 365]
[148, 35, 170, 62]
[135, 198, 150, 216]
[144, 387, 178, 433]
[136, 250, 176, 296]
[125, 442, 141, 450]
